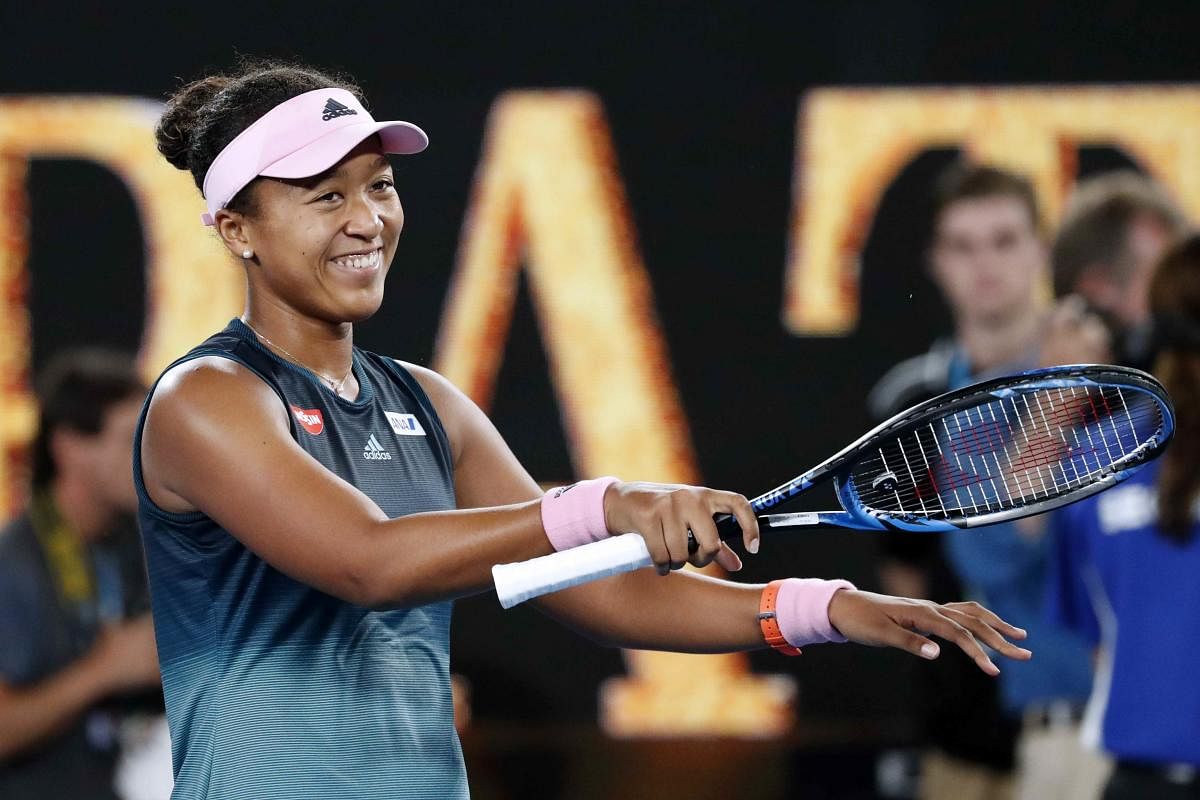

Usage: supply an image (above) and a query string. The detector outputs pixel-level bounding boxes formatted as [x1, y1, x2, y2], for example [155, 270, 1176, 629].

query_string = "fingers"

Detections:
[683, 513, 744, 572]
[838, 592, 1032, 677]
[906, 605, 1001, 676]
[836, 594, 942, 660]
[941, 607, 1033, 662]
[642, 518, 673, 576]
[714, 542, 743, 572]
[660, 514, 688, 572]
[612, 483, 758, 575]
[683, 512, 722, 569]
[890, 627, 943, 662]
[709, 491, 760, 554]
[659, 487, 752, 571]
[943, 600, 1027, 640]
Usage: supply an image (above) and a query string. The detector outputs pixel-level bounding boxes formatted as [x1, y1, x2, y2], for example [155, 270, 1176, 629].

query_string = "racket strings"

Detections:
[851, 385, 1164, 519]
[919, 398, 1156, 514]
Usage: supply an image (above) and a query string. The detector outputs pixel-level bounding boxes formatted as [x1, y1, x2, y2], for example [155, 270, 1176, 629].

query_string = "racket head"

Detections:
[826, 365, 1174, 531]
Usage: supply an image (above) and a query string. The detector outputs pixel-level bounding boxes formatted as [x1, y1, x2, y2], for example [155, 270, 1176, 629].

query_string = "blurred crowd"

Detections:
[870, 164, 1200, 800]
[1, 162, 1198, 800]
[0, 351, 170, 799]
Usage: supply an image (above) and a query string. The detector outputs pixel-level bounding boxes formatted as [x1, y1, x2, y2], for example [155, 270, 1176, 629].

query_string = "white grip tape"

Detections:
[492, 534, 653, 609]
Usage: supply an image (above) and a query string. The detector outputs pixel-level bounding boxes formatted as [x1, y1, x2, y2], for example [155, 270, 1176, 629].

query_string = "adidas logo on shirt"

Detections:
[363, 434, 392, 461]
[322, 98, 358, 121]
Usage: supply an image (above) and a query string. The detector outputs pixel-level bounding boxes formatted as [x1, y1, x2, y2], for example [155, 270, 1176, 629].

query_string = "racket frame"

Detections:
[493, 364, 1174, 608]
[746, 364, 1174, 533]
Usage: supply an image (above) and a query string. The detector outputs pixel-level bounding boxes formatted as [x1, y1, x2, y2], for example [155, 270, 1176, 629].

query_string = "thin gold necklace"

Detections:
[242, 319, 352, 396]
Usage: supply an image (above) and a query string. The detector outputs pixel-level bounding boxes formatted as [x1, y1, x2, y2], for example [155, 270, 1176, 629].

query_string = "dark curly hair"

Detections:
[155, 58, 364, 216]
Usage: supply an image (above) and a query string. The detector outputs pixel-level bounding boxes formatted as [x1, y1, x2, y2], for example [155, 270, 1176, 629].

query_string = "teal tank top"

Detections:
[133, 319, 467, 799]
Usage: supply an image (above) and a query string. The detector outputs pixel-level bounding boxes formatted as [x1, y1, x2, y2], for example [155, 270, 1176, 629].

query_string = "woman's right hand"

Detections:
[602, 482, 760, 574]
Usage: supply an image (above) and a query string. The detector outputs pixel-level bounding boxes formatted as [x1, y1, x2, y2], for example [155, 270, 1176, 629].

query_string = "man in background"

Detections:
[1046, 170, 1188, 369]
[870, 163, 1101, 800]
[0, 349, 164, 799]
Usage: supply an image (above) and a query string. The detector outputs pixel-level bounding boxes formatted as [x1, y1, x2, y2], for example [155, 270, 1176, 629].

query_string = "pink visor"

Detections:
[199, 88, 428, 226]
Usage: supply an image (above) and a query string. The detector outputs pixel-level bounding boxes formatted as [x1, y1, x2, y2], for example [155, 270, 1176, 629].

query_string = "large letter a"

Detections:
[435, 91, 795, 736]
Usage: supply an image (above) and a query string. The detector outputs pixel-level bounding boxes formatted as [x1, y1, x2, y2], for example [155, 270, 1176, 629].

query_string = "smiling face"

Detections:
[216, 137, 402, 324]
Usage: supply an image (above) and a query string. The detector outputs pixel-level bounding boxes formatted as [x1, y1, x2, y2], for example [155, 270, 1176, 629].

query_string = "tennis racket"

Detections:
[493, 364, 1174, 608]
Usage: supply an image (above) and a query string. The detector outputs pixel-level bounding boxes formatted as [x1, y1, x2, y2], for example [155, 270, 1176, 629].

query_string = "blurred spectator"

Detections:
[870, 163, 1102, 800]
[1045, 171, 1188, 369]
[1047, 234, 1200, 799]
[0, 349, 166, 800]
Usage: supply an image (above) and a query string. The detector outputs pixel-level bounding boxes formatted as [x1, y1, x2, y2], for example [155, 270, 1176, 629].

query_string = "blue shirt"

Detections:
[134, 321, 467, 799]
[1046, 461, 1200, 766]
[943, 526, 1095, 712]
[940, 349, 1095, 713]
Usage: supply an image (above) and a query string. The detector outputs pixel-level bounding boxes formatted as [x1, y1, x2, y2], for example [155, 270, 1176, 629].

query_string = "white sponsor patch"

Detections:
[386, 411, 426, 436]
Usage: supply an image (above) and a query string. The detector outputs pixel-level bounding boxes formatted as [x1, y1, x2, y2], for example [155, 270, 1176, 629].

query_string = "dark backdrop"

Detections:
[2, 1, 1191, 730]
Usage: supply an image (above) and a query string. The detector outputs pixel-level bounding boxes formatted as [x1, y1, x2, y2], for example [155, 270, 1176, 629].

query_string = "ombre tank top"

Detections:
[133, 319, 467, 799]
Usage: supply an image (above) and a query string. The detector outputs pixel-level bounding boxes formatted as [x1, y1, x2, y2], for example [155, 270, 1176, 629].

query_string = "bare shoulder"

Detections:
[394, 361, 458, 399]
[143, 356, 288, 512]
[392, 361, 538, 505]
[148, 355, 286, 429]
[392, 361, 477, 461]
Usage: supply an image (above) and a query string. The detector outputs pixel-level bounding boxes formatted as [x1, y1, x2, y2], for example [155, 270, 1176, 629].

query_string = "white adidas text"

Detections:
[364, 434, 392, 461]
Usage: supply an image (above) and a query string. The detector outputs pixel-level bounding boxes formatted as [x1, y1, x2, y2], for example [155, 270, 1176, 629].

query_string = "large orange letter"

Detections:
[0, 97, 240, 519]
[785, 86, 1200, 334]
[435, 92, 795, 736]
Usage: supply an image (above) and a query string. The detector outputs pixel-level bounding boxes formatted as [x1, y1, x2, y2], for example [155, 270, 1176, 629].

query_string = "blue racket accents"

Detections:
[718, 365, 1174, 541]
[509, 365, 1175, 604]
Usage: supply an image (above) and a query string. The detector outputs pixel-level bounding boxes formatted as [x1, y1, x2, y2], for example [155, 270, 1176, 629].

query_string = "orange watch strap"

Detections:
[758, 579, 802, 656]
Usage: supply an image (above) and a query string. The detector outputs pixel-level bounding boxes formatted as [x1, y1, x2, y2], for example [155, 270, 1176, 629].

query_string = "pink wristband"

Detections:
[540, 476, 620, 552]
[776, 577, 856, 647]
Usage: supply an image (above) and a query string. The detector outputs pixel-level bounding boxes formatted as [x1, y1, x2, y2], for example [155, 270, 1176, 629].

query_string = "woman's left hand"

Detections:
[827, 590, 1032, 675]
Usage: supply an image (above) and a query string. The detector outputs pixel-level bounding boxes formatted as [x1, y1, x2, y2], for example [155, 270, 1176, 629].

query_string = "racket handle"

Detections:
[493, 534, 653, 608]
[495, 513, 837, 607]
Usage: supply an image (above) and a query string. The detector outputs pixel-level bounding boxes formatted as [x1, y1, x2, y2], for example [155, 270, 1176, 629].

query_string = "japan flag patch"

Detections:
[290, 405, 325, 435]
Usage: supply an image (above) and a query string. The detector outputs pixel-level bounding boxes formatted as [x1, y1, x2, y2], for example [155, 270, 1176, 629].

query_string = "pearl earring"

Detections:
[242, 249, 253, 259]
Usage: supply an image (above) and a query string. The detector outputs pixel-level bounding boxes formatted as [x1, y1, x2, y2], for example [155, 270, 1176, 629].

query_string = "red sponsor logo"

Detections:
[290, 405, 325, 435]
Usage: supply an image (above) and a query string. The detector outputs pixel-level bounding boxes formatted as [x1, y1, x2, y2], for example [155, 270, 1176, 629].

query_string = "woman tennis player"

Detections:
[137, 60, 1031, 798]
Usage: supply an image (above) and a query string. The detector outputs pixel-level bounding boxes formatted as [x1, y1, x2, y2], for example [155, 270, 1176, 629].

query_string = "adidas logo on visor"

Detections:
[322, 98, 358, 121]
[363, 433, 392, 461]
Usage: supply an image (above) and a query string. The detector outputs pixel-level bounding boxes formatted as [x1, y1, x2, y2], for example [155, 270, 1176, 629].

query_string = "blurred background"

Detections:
[3, 2, 1199, 798]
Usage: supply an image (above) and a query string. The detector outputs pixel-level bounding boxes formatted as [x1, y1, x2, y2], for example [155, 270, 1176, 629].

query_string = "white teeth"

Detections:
[333, 250, 380, 270]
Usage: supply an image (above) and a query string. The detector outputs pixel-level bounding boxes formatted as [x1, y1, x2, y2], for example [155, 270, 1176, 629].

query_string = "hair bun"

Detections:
[155, 75, 232, 172]
[153, 60, 364, 196]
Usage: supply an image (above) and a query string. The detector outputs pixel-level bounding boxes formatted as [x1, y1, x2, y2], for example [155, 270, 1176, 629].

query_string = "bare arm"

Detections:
[145, 355, 1028, 670]
[141, 357, 554, 609]
[407, 364, 1031, 671]
[404, 362, 766, 650]
[143, 357, 752, 611]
